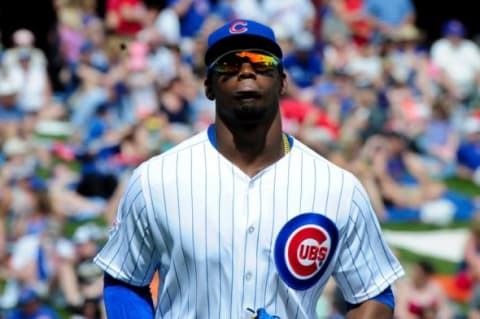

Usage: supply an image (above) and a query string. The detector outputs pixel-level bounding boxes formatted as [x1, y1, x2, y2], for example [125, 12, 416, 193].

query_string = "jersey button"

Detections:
[245, 272, 252, 281]
[248, 226, 255, 233]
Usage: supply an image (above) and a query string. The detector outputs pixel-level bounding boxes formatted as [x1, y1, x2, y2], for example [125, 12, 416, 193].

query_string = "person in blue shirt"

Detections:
[6, 288, 59, 319]
[363, 0, 416, 43]
[457, 117, 480, 184]
[167, 0, 212, 38]
[283, 30, 323, 97]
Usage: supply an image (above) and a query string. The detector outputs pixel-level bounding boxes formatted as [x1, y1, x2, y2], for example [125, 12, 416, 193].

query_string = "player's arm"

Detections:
[103, 272, 154, 319]
[333, 175, 404, 319]
[345, 286, 394, 319]
[94, 164, 162, 318]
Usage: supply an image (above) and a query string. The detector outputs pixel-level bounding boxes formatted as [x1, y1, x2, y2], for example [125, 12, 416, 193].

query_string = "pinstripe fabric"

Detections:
[94, 129, 404, 319]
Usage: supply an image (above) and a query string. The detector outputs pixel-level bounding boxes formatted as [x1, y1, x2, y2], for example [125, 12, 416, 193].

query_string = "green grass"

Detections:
[382, 220, 471, 232]
[393, 247, 459, 274]
[445, 176, 480, 197]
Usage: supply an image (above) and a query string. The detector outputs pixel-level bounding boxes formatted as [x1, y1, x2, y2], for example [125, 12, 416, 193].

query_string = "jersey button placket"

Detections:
[242, 179, 259, 311]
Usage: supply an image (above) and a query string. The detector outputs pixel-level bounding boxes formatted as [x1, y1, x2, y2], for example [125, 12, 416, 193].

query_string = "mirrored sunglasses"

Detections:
[209, 51, 280, 75]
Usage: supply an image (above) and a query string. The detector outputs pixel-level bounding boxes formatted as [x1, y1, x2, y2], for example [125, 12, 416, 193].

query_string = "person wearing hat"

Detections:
[94, 19, 403, 318]
[431, 19, 480, 103]
[282, 30, 324, 101]
[5, 287, 59, 319]
[1, 29, 47, 69]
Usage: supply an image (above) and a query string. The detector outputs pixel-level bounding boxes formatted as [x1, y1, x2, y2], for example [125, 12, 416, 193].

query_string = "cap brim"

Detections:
[205, 34, 282, 67]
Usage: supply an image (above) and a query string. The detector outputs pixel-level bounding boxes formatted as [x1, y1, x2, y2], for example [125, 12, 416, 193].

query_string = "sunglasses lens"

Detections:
[212, 62, 241, 74]
[211, 51, 279, 74]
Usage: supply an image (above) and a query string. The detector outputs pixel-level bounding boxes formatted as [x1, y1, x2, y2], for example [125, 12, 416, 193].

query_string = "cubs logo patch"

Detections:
[274, 213, 338, 290]
[229, 20, 248, 34]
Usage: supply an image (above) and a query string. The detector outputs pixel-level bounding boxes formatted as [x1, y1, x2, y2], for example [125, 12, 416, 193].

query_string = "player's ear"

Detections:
[204, 77, 215, 100]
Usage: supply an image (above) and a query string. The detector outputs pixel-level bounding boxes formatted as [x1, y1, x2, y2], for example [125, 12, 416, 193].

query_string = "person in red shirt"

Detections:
[105, 0, 146, 37]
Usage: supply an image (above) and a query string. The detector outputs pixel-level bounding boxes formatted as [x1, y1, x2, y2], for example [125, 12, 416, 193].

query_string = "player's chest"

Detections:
[157, 173, 345, 286]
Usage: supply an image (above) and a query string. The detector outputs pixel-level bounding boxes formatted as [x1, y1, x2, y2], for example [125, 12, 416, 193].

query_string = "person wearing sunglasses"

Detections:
[94, 19, 404, 319]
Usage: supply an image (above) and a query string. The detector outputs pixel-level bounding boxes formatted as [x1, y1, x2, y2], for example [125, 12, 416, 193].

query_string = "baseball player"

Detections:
[94, 19, 404, 318]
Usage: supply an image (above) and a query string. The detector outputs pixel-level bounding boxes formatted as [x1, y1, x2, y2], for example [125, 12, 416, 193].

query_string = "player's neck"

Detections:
[213, 121, 288, 177]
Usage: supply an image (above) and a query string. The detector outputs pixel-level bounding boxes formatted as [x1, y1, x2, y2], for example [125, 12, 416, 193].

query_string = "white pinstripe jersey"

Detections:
[94, 126, 404, 319]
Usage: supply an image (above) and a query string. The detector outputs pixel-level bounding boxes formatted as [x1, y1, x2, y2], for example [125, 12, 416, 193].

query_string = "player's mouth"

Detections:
[233, 91, 262, 103]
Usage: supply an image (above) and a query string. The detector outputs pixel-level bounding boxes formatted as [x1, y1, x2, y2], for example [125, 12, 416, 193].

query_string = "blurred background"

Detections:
[0, 0, 480, 318]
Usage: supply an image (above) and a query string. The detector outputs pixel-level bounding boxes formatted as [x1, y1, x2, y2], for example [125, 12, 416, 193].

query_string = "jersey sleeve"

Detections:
[332, 177, 404, 304]
[94, 164, 159, 287]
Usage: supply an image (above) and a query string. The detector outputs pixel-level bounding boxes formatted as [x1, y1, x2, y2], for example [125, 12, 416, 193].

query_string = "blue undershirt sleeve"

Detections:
[103, 272, 155, 319]
[345, 286, 395, 311]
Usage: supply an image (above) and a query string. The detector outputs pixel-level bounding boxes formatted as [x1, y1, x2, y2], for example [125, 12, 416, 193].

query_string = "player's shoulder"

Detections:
[133, 129, 209, 175]
[149, 129, 209, 162]
[292, 137, 360, 184]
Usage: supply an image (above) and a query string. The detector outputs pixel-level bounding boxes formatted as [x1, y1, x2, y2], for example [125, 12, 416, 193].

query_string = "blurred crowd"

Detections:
[1, 0, 480, 318]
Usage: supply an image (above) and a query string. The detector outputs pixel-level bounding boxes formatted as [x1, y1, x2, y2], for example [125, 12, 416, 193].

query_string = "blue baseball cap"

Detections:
[204, 19, 283, 67]
[442, 20, 465, 37]
[18, 288, 39, 305]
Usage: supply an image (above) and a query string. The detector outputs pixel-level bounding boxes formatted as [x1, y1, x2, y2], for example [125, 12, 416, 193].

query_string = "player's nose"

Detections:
[237, 62, 257, 79]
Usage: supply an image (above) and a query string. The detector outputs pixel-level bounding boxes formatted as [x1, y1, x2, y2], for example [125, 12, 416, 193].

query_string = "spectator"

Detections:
[283, 30, 324, 101]
[154, 76, 195, 148]
[228, 0, 264, 22]
[385, 79, 429, 140]
[416, 95, 460, 180]
[105, 0, 146, 38]
[322, 0, 372, 46]
[167, 0, 212, 40]
[340, 79, 387, 143]
[395, 260, 454, 319]
[0, 78, 24, 138]
[10, 175, 54, 240]
[430, 20, 480, 104]
[280, 96, 339, 152]
[143, 0, 181, 47]
[67, 40, 109, 132]
[345, 41, 383, 85]
[56, 2, 86, 66]
[48, 168, 109, 221]
[456, 117, 480, 186]
[124, 40, 159, 119]
[0, 137, 38, 221]
[57, 224, 105, 318]
[323, 32, 360, 74]
[82, 19, 110, 75]
[362, 0, 416, 43]
[382, 24, 427, 91]
[5, 287, 60, 319]
[262, 0, 316, 40]
[4, 47, 53, 114]
[2, 29, 47, 69]
[357, 131, 445, 219]
[0, 220, 64, 309]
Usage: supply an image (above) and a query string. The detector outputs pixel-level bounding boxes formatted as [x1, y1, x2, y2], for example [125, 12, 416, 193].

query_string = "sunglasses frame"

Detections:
[208, 50, 281, 75]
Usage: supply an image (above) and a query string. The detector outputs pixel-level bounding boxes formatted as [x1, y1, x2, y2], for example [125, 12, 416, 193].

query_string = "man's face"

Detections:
[206, 50, 286, 126]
